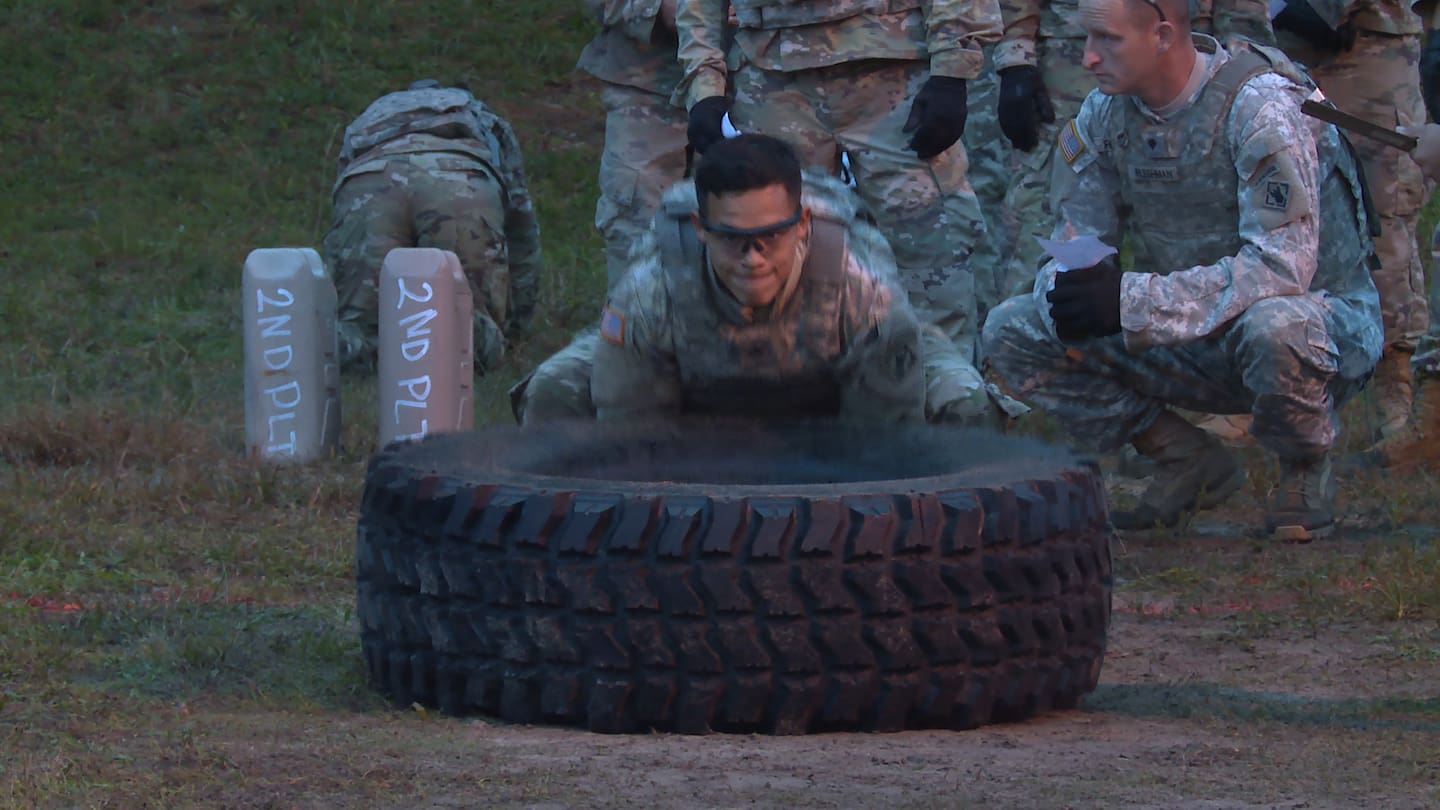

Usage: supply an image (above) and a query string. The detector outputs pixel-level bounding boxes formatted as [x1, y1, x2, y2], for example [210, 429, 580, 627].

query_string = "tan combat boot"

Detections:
[1366, 374, 1440, 470]
[1110, 410, 1247, 530]
[1370, 348, 1415, 439]
[1264, 454, 1337, 542]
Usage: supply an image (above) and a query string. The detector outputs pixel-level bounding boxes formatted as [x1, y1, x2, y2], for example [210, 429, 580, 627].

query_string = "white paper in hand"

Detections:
[1035, 234, 1118, 272]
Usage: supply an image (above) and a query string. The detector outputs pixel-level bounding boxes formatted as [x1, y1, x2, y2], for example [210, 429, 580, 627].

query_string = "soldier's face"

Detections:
[1079, 0, 1165, 96]
[694, 184, 810, 308]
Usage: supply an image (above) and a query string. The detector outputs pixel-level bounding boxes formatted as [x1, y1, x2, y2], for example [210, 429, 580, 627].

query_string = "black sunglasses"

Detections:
[699, 207, 804, 255]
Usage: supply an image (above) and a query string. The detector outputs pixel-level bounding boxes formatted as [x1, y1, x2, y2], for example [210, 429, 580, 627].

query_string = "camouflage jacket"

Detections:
[591, 172, 927, 422]
[576, 0, 685, 97]
[995, 0, 1274, 70]
[1308, 0, 1423, 34]
[1037, 36, 1382, 380]
[676, 0, 1002, 106]
[335, 85, 542, 330]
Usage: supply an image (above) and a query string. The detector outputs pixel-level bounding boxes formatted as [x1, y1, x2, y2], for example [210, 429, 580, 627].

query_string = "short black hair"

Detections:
[694, 133, 803, 218]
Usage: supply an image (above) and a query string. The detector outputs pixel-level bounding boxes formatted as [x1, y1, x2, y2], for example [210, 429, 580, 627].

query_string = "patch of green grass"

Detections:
[2, 600, 370, 708]
[1091, 682, 1440, 730]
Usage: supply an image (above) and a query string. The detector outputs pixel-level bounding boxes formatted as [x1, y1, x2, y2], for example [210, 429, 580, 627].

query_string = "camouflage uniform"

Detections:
[1195, 0, 1281, 43]
[964, 44, 1018, 320]
[578, 0, 690, 289]
[997, 0, 1275, 297]
[1278, 0, 1429, 430]
[323, 83, 541, 374]
[1413, 0, 1440, 379]
[515, 173, 1014, 425]
[984, 38, 1383, 462]
[675, 0, 1003, 360]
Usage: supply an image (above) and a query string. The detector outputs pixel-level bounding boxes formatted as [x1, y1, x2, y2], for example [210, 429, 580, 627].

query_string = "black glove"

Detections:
[687, 95, 731, 156]
[1422, 30, 1440, 122]
[1046, 257, 1123, 343]
[1273, 0, 1357, 53]
[997, 66, 1056, 153]
[902, 76, 968, 160]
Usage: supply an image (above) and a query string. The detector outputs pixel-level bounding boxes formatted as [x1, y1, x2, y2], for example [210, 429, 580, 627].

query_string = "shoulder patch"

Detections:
[1059, 118, 1087, 165]
[600, 305, 626, 346]
[1248, 152, 1313, 231]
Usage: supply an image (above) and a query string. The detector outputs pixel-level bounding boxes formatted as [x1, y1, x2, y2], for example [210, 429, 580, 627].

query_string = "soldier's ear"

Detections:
[1156, 21, 1177, 51]
[690, 211, 706, 241]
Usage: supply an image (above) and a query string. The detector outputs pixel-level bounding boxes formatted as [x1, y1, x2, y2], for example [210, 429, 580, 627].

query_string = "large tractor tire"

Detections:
[356, 421, 1113, 734]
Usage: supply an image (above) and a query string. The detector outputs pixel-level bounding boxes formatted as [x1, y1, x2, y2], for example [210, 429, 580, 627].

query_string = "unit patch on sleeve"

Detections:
[600, 305, 626, 346]
[1263, 180, 1290, 210]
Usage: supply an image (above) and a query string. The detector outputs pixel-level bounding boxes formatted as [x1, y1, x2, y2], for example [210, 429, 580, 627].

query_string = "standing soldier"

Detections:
[1363, 0, 1440, 466]
[1273, 0, 1430, 438]
[996, 0, 1275, 300]
[323, 80, 541, 375]
[578, 0, 691, 289]
[675, 0, 1003, 361]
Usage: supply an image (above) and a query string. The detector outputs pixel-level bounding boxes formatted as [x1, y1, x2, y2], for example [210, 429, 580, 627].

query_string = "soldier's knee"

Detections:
[1235, 299, 1337, 376]
[519, 368, 594, 425]
[516, 340, 598, 425]
[981, 295, 1041, 354]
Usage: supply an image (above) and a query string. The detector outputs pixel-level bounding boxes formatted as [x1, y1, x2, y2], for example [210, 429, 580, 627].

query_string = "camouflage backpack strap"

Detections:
[1222, 38, 1320, 92]
[802, 215, 847, 287]
[653, 190, 704, 274]
[1206, 46, 1272, 113]
[1221, 39, 1382, 238]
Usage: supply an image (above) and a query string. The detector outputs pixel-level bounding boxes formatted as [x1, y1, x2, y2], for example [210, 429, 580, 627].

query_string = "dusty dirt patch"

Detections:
[167, 611, 1436, 809]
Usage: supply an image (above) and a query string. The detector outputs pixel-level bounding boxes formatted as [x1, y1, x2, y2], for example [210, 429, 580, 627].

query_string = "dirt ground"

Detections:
[187, 606, 1434, 810]
[204, 467, 1437, 810]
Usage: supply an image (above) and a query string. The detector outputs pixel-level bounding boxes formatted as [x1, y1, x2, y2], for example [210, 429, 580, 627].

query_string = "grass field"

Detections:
[1, 2, 1437, 807]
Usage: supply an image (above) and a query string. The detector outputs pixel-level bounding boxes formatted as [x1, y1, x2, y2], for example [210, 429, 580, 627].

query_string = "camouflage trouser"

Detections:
[597, 84, 690, 289]
[1002, 37, 1094, 298]
[729, 60, 987, 361]
[983, 293, 1365, 460]
[1195, 0, 1278, 44]
[323, 154, 508, 374]
[1309, 33, 1430, 355]
[962, 45, 1017, 321]
[509, 328, 599, 424]
[512, 324, 1021, 426]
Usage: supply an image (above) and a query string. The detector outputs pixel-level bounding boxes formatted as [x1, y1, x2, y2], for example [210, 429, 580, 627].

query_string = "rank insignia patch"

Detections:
[1059, 118, 1086, 164]
[600, 305, 625, 346]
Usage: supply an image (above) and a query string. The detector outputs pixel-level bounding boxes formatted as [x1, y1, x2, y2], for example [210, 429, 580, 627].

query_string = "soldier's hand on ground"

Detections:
[688, 96, 731, 155]
[1400, 124, 1440, 182]
[1046, 258, 1122, 343]
[1421, 30, 1440, 121]
[997, 66, 1056, 153]
[902, 76, 968, 160]
[1272, 1, 1356, 53]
